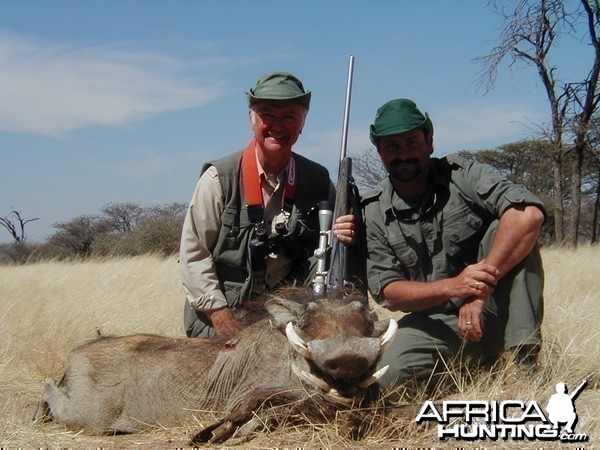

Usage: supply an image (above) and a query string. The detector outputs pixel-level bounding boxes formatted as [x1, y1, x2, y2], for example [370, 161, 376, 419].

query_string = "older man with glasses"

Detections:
[179, 72, 355, 339]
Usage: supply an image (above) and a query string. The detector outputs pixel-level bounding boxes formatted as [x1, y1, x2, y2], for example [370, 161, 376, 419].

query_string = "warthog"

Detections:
[35, 289, 397, 443]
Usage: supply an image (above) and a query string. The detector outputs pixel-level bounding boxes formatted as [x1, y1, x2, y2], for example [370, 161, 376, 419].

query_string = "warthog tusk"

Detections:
[285, 322, 312, 360]
[379, 319, 398, 354]
[358, 365, 389, 389]
[291, 364, 331, 393]
[326, 389, 355, 406]
[292, 366, 354, 405]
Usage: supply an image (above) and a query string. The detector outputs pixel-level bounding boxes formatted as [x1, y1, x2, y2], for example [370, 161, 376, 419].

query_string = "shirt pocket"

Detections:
[442, 204, 484, 264]
[288, 206, 319, 256]
[214, 207, 251, 257]
[386, 234, 421, 280]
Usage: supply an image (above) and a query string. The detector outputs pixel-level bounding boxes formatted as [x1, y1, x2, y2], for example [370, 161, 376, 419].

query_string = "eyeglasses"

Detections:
[251, 109, 304, 127]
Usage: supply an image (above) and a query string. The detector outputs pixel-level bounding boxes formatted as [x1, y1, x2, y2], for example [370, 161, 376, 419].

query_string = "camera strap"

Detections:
[242, 141, 296, 224]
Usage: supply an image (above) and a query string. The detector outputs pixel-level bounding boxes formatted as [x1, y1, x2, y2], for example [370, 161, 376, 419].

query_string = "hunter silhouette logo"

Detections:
[546, 379, 587, 435]
[416, 378, 589, 442]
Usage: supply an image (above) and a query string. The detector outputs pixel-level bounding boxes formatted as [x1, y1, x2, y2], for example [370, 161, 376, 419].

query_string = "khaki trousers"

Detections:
[375, 220, 544, 390]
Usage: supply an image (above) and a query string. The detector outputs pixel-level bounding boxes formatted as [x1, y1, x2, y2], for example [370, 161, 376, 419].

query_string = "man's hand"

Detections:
[458, 297, 486, 341]
[454, 261, 498, 341]
[332, 214, 356, 245]
[452, 261, 498, 300]
[206, 307, 244, 339]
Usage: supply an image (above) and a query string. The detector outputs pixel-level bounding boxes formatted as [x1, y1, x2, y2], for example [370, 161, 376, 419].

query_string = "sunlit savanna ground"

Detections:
[1, 246, 598, 448]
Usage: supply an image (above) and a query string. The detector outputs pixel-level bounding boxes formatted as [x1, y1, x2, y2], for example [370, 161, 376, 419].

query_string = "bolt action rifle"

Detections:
[312, 56, 367, 299]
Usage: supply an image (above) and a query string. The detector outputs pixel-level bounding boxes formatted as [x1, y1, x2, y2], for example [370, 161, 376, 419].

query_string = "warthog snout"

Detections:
[310, 338, 381, 380]
[323, 351, 371, 379]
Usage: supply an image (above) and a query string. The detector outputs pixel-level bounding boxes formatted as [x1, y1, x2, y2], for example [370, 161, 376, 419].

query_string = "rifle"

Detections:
[312, 56, 367, 299]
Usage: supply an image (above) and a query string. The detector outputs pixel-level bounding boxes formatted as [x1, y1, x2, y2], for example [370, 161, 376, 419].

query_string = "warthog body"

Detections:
[36, 289, 396, 443]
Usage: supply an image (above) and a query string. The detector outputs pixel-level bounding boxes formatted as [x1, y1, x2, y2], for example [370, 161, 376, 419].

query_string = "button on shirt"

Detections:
[254, 155, 294, 292]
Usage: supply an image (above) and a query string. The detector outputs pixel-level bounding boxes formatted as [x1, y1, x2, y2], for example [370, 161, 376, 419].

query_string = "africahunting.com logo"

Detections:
[416, 379, 588, 443]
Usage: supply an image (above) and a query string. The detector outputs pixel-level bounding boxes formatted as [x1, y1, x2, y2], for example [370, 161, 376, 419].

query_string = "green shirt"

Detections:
[363, 154, 545, 302]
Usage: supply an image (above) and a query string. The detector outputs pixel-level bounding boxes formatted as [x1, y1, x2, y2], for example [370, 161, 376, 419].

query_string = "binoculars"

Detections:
[249, 221, 302, 270]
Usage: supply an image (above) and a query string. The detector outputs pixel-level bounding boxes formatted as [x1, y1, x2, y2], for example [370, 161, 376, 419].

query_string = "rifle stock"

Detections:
[326, 157, 352, 294]
[326, 156, 367, 297]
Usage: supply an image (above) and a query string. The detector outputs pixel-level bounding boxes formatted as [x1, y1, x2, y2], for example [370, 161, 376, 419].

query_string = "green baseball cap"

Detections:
[247, 71, 311, 110]
[369, 98, 433, 144]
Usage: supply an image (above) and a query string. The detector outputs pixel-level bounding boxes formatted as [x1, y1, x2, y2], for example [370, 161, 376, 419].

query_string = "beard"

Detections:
[388, 158, 422, 182]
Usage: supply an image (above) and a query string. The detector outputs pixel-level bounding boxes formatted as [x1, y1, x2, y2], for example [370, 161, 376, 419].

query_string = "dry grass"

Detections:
[0, 247, 598, 448]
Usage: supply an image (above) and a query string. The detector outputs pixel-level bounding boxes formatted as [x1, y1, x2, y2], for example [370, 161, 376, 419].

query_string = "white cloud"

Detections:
[0, 31, 224, 137]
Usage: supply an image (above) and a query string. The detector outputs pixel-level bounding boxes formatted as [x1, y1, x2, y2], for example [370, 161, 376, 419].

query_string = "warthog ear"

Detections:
[265, 297, 304, 331]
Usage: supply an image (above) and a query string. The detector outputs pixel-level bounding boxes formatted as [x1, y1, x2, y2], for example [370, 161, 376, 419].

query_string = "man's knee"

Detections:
[376, 318, 457, 390]
[377, 348, 450, 390]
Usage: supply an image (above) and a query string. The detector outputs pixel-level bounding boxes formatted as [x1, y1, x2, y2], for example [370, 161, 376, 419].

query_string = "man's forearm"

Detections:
[382, 278, 454, 312]
[483, 205, 545, 279]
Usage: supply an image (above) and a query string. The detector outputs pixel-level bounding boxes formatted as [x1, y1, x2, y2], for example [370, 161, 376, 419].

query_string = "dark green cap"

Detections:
[247, 71, 311, 110]
[369, 98, 433, 145]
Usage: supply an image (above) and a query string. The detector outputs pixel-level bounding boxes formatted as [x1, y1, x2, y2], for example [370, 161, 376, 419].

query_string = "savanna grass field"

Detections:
[1, 246, 599, 449]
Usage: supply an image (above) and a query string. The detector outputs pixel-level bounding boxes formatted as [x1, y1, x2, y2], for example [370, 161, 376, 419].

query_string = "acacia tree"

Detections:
[48, 215, 109, 258]
[568, 1, 600, 245]
[101, 202, 144, 233]
[459, 140, 558, 200]
[476, 0, 600, 245]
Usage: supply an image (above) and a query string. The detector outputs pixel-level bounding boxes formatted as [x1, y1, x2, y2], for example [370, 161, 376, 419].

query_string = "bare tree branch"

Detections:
[0, 210, 39, 243]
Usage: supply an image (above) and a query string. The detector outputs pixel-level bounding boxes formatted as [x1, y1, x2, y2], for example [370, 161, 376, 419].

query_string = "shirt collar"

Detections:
[381, 158, 448, 218]
[254, 145, 289, 188]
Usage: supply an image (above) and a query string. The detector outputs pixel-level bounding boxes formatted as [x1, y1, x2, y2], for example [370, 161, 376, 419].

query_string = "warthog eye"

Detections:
[348, 300, 364, 311]
[306, 302, 320, 311]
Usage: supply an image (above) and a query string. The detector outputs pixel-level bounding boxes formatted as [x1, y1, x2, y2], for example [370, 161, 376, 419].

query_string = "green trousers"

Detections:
[184, 301, 217, 338]
[375, 220, 545, 390]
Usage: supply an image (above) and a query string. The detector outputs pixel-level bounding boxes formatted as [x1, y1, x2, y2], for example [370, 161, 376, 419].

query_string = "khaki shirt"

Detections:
[363, 154, 545, 301]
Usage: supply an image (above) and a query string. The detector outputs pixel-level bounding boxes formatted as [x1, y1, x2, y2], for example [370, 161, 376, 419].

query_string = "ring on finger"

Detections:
[474, 281, 481, 289]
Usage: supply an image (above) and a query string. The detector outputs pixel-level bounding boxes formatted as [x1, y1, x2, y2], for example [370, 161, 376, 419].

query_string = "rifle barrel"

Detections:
[339, 55, 354, 164]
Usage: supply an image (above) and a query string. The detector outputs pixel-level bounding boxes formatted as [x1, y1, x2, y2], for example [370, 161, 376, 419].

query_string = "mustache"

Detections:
[390, 158, 418, 167]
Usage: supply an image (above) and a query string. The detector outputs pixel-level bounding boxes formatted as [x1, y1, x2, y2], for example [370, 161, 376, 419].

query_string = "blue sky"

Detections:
[0, 0, 589, 243]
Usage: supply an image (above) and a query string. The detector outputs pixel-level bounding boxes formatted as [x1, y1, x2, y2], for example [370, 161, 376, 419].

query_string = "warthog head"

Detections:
[275, 292, 397, 404]
[190, 290, 398, 443]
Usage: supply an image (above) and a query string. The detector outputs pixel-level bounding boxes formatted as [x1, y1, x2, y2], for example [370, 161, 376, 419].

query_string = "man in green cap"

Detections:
[362, 98, 546, 391]
[179, 71, 355, 338]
